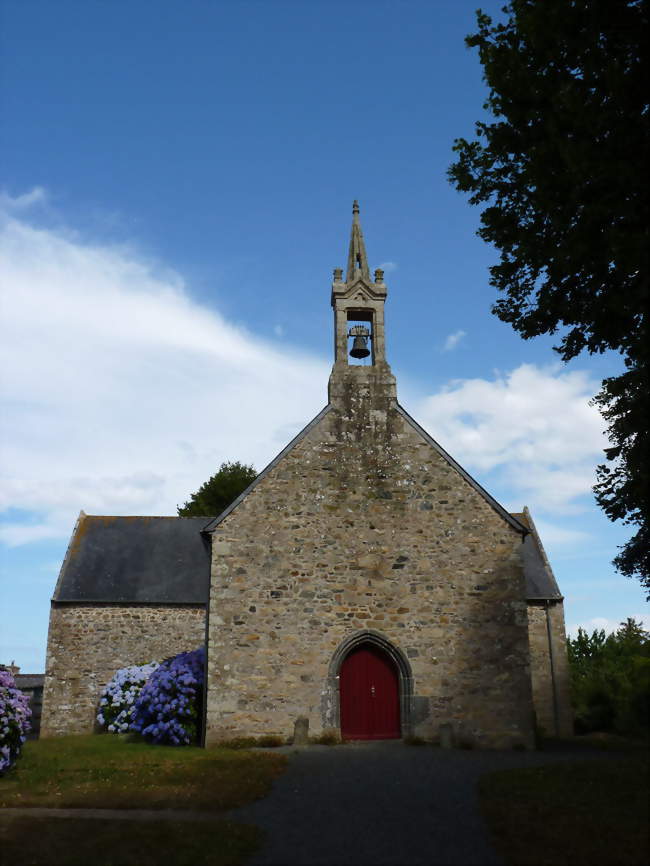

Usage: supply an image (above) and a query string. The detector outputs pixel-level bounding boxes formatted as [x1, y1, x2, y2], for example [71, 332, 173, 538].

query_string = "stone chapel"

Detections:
[42, 203, 572, 747]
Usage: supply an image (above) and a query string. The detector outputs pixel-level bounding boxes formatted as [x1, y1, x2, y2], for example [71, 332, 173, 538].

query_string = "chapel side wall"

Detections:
[527, 604, 555, 734]
[206, 398, 535, 749]
[527, 601, 573, 737]
[549, 601, 573, 736]
[40, 604, 205, 737]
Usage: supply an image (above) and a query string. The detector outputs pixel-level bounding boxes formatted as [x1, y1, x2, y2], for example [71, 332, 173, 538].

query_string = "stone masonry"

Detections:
[205, 377, 535, 748]
[41, 604, 205, 736]
[205, 204, 536, 749]
[527, 601, 573, 736]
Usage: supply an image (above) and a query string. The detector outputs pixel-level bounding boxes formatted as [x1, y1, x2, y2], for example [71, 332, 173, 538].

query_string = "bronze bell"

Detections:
[350, 334, 370, 359]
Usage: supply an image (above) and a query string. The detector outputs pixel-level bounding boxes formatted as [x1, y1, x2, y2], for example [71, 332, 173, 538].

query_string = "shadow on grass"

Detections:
[0, 815, 261, 866]
[480, 754, 649, 866]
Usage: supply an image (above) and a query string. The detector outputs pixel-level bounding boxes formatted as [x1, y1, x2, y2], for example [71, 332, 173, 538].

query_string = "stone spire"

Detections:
[345, 200, 371, 283]
[329, 202, 396, 405]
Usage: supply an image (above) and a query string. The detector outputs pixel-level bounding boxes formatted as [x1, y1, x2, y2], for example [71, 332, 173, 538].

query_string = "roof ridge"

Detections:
[203, 404, 333, 532]
[395, 404, 527, 534]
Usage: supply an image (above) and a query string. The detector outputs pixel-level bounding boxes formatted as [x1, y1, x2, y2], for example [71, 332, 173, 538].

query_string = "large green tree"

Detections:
[177, 461, 257, 517]
[448, 0, 649, 591]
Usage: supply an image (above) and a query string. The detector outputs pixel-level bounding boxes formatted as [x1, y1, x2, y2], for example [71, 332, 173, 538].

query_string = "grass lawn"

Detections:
[0, 815, 261, 866]
[480, 754, 649, 866]
[0, 734, 286, 810]
[0, 735, 287, 866]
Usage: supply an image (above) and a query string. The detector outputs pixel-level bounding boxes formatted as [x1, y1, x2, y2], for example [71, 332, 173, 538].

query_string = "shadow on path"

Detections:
[227, 740, 607, 866]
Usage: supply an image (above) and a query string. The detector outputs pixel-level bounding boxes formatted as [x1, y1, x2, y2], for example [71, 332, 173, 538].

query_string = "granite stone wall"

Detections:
[206, 365, 536, 749]
[41, 604, 205, 737]
[527, 601, 573, 737]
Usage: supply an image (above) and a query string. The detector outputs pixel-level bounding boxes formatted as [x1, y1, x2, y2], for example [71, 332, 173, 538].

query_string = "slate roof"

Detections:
[54, 506, 561, 605]
[511, 509, 563, 600]
[53, 514, 211, 604]
[15, 674, 44, 690]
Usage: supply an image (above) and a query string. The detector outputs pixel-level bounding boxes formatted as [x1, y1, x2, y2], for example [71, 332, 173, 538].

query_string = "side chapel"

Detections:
[42, 203, 572, 747]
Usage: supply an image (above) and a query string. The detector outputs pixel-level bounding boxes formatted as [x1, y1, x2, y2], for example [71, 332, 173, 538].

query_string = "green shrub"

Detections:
[568, 618, 650, 735]
[310, 731, 341, 745]
[255, 735, 284, 748]
[214, 737, 258, 750]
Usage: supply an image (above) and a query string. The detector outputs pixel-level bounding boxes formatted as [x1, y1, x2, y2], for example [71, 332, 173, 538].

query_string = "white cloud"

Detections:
[414, 363, 606, 515]
[0, 191, 609, 551]
[529, 519, 590, 547]
[378, 261, 397, 273]
[0, 196, 328, 545]
[442, 329, 467, 351]
[273, 324, 285, 338]
[567, 615, 648, 638]
[0, 186, 48, 211]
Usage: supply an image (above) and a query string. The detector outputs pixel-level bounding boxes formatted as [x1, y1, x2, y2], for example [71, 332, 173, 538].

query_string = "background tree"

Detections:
[177, 461, 257, 517]
[568, 618, 650, 734]
[448, 0, 649, 591]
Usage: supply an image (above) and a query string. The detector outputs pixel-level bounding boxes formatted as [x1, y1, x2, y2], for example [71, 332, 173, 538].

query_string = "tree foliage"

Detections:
[177, 461, 257, 517]
[448, 0, 649, 590]
[568, 618, 650, 734]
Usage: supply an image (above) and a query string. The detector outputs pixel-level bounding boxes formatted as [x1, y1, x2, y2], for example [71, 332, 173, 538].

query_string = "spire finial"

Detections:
[346, 200, 370, 282]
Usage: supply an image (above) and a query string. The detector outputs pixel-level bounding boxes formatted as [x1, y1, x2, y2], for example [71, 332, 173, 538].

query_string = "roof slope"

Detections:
[396, 404, 527, 534]
[53, 515, 210, 603]
[511, 508, 562, 600]
[203, 403, 527, 535]
[53, 509, 560, 604]
[15, 674, 44, 689]
[203, 404, 333, 532]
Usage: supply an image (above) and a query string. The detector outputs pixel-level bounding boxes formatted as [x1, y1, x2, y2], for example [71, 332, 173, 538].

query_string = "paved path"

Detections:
[227, 741, 600, 866]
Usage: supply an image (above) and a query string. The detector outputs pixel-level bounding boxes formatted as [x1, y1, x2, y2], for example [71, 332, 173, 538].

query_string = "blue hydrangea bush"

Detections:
[131, 647, 205, 746]
[0, 668, 31, 775]
[96, 661, 159, 734]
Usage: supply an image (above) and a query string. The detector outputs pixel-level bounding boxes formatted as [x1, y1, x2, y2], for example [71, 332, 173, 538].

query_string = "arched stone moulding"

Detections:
[321, 629, 414, 737]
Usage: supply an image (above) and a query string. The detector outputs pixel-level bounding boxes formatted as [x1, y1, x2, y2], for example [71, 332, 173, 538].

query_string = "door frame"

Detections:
[322, 630, 413, 738]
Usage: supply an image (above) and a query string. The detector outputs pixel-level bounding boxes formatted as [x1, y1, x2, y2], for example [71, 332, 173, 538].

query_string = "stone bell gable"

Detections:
[41, 201, 571, 744]
[204, 203, 537, 749]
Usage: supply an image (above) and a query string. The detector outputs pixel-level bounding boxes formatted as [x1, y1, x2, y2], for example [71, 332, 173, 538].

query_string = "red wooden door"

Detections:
[339, 644, 400, 739]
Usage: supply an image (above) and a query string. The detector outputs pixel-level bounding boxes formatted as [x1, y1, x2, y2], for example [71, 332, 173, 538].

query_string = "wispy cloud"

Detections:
[0, 193, 328, 545]
[442, 329, 467, 351]
[378, 261, 397, 273]
[530, 519, 591, 547]
[0, 190, 609, 549]
[0, 186, 48, 211]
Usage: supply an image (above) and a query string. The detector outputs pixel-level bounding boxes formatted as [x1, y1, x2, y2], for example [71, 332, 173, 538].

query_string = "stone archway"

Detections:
[321, 630, 413, 737]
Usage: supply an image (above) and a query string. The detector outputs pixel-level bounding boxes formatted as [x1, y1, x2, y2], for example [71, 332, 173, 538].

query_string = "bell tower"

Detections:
[328, 201, 397, 405]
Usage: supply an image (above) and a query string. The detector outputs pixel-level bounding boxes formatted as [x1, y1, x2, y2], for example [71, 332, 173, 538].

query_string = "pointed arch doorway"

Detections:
[339, 642, 401, 740]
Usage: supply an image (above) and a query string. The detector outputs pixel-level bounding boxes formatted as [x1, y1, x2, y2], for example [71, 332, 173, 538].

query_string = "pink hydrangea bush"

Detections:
[97, 661, 159, 734]
[0, 669, 31, 775]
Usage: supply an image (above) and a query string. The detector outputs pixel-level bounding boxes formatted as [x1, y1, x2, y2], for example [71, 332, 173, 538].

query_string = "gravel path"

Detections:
[227, 740, 602, 866]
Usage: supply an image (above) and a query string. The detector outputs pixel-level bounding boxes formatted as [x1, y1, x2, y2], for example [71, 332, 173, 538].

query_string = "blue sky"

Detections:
[1, 0, 646, 672]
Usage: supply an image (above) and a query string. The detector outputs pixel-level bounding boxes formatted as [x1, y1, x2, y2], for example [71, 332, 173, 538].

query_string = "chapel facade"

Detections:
[41, 203, 572, 746]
